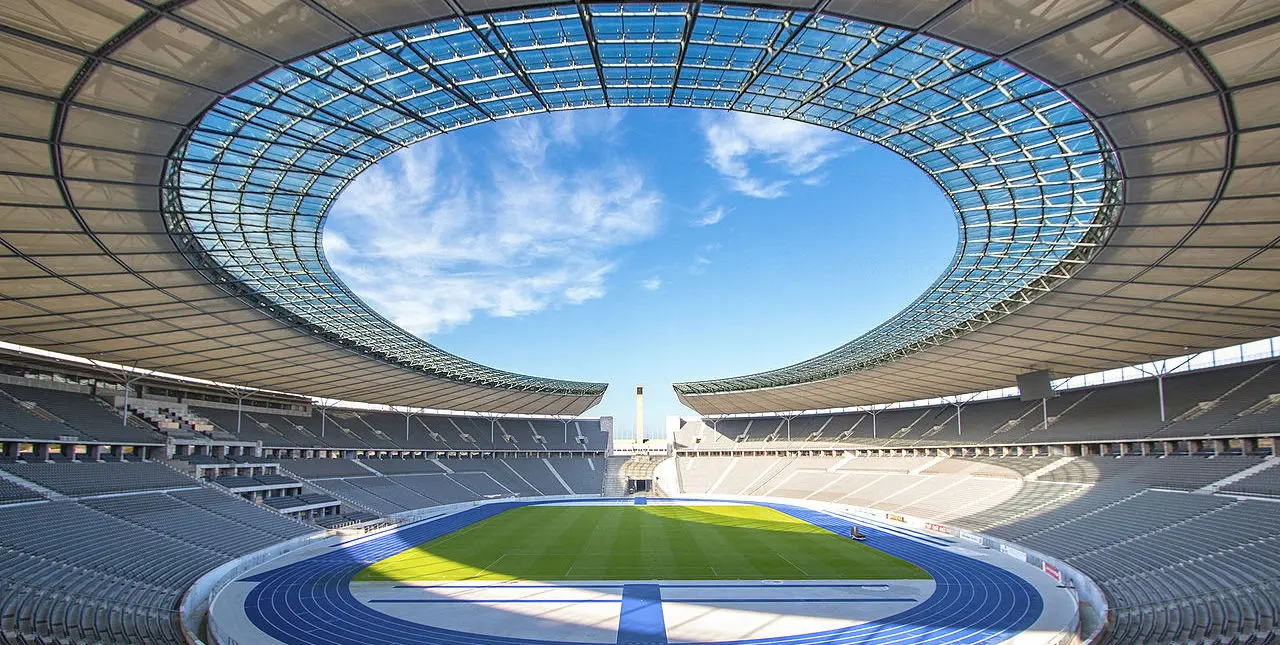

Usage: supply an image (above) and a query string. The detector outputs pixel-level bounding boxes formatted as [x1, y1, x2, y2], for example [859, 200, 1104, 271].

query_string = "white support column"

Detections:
[119, 370, 143, 427]
[1157, 373, 1167, 423]
[1138, 355, 1192, 425]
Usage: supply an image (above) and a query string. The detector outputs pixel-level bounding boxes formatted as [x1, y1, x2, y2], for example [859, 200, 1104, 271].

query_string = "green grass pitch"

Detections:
[355, 504, 930, 582]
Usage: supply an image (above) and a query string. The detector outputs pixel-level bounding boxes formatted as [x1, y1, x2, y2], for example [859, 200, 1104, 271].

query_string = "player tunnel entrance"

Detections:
[627, 478, 653, 495]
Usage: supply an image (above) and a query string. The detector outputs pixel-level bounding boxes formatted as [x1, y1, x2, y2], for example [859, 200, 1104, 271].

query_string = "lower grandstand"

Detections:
[666, 453, 1280, 644]
[0, 356, 611, 645]
[0, 352, 1276, 644]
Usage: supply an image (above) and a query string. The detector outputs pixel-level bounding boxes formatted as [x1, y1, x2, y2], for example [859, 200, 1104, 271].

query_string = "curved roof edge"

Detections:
[0, 0, 1275, 416]
[165, 225, 608, 397]
[165, 2, 1116, 407]
[672, 0, 1280, 414]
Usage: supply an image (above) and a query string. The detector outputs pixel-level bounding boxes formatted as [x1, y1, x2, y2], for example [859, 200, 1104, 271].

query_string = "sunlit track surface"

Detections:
[236, 499, 1045, 644]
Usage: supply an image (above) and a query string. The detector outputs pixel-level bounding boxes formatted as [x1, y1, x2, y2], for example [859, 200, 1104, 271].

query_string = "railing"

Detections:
[179, 531, 324, 645]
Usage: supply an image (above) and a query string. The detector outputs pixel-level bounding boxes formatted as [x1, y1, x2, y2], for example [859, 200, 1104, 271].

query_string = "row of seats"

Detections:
[191, 405, 607, 452]
[263, 493, 337, 510]
[0, 462, 198, 496]
[1226, 466, 1280, 497]
[0, 384, 163, 444]
[678, 359, 1280, 449]
[0, 478, 39, 504]
[0, 576, 183, 645]
[297, 457, 605, 515]
[212, 474, 299, 489]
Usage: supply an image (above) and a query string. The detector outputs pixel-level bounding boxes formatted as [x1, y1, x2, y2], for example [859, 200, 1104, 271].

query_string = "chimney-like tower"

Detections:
[635, 385, 644, 443]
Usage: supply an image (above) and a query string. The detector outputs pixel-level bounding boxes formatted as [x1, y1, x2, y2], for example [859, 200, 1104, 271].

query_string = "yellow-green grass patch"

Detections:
[356, 505, 929, 582]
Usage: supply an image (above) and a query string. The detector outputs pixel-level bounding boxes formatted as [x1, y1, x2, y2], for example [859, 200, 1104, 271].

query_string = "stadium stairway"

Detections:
[0, 469, 63, 501]
[276, 466, 389, 520]
[602, 457, 629, 496]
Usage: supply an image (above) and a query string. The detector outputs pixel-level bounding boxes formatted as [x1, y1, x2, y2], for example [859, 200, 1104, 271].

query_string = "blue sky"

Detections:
[323, 109, 956, 438]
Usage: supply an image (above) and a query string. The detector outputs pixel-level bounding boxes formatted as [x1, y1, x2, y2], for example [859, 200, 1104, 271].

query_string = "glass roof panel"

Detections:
[162, 2, 1119, 397]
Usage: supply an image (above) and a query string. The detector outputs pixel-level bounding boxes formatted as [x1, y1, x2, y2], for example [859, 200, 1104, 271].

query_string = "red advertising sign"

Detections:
[925, 522, 949, 535]
[1042, 562, 1062, 583]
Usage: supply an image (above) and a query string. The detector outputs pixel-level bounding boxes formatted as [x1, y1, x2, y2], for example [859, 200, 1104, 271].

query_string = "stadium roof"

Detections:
[0, 0, 1276, 416]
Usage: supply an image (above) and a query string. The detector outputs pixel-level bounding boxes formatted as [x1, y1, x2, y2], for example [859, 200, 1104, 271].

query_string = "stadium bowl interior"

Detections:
[0, 1, 1277, 644]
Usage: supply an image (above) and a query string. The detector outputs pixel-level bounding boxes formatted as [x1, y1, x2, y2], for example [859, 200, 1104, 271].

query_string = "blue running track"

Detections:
[238, 499, 1043, 644]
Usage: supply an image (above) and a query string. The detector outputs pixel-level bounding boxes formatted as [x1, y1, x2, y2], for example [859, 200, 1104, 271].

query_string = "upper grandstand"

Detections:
[0, 0, 1274, 419]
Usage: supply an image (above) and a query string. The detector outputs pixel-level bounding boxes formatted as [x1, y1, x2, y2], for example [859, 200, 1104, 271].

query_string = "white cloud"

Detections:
[689, 242, 720, 275]
[641, 277, 662, 291]
[701, 112, 849, 199]
[689, 255, 712, 275]
[323, 112, 662, 337]
[693, 204, 728, 227]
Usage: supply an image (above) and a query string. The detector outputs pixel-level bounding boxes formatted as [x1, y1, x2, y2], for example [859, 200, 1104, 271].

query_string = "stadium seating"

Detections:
[179, 404, 609, 455]
[1223, 466, 1280, 498]
[0, 377, 608, 463]
[291, 456, 605, 514]
[359, 457, 449, 475]
[343, 477, 438, 511]
[0, 462, 198, 496]
[306, 478, 409, 514]
[2, 358, 1275, 645]
[0, 384, 164, 444]
[393, 473, 489, 505]
[263, 493, 338, 511]
[673, 452, 1280, 644]
[0, 438, 1273, 645]
[255, 473, 299, 486]
[210, 475, 258, 489]
[0, 394, 83, 441]
[0, 478, 40, 504]
[0, 463, 316, 645]
[509, 458, 576, 495]
[678, 359, 1280, 452]
[278, 458, 372, 479]
[548, 456, 605, 492]
[189, 406, 298, 446]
